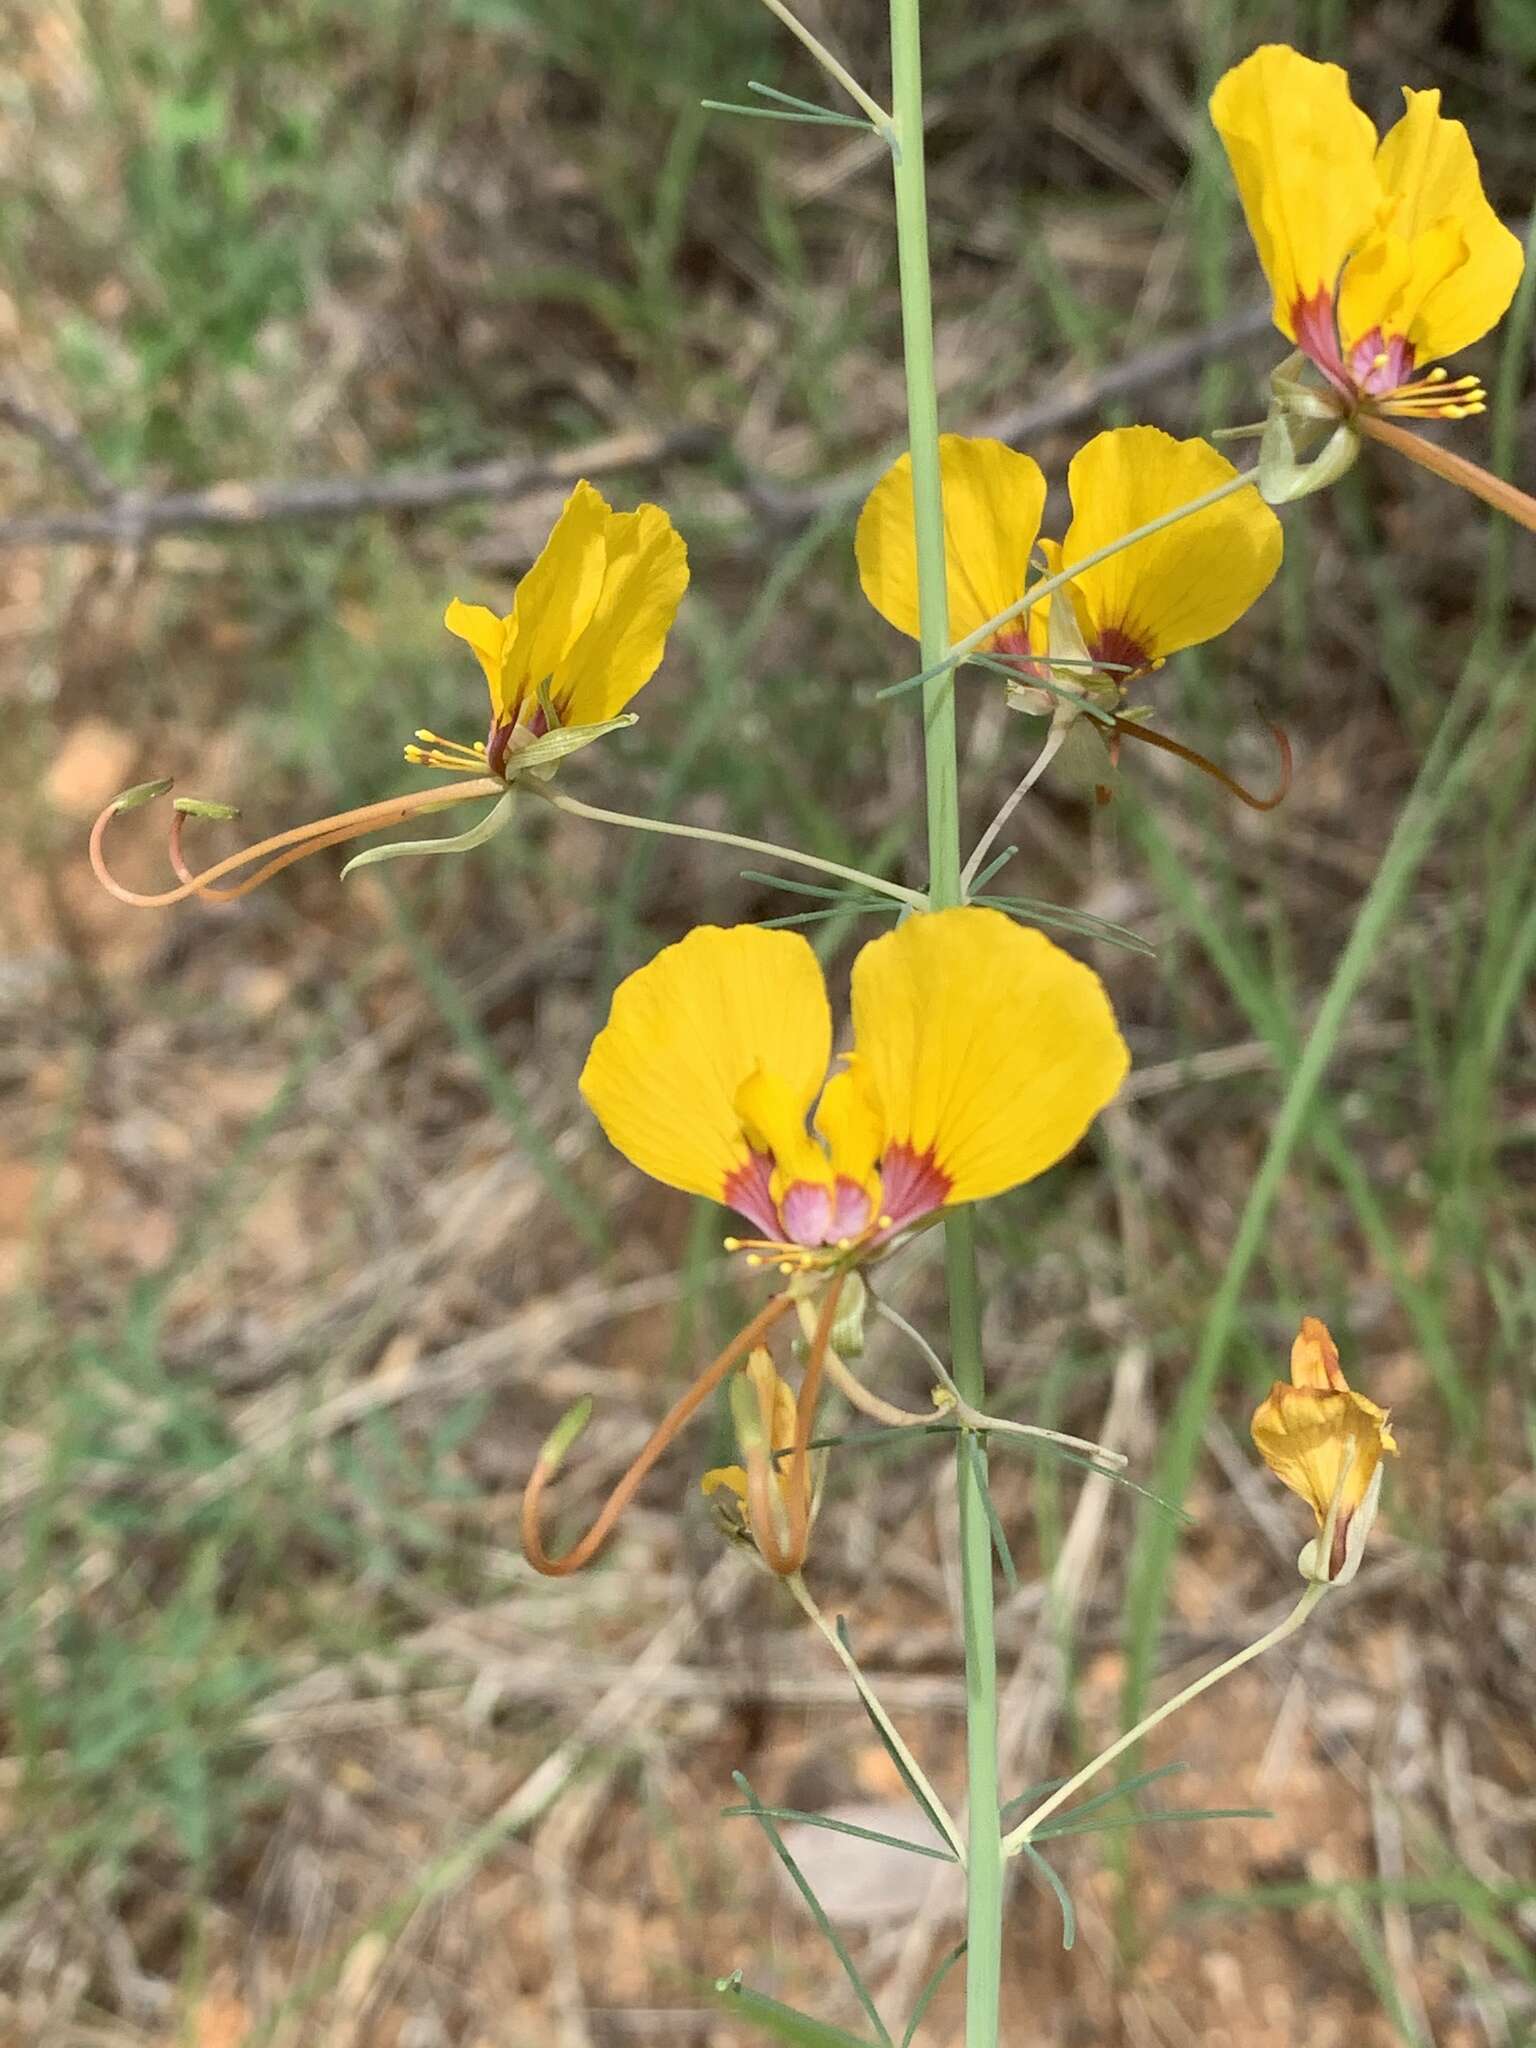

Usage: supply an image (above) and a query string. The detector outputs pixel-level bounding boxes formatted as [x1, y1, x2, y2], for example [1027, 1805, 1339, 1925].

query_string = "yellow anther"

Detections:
[1428, 367, 1449, 382]
[723, 1236, 742, 1251]
[878, 1214, 894, 1230]
[746, 1253, 763, 1269]
[1371, 350, 1389, 370]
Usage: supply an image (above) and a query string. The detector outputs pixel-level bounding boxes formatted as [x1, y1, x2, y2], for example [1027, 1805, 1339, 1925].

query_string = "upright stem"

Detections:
[887, 1, 1005, 2038]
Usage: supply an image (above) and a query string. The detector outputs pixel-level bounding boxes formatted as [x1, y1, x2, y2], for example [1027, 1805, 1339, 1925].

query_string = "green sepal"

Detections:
[172, 797, 242, 821]
[1257, 407, 1360, 504]
[505, 711, 637, 781]
[340, 790, 515, 879]
[109, 777, 174, 813]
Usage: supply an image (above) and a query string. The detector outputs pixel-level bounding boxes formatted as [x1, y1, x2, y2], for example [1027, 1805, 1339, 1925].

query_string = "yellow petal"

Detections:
[701, 1464, 749, 1501]
[1251, 1383, 1396, 1525]
[848, 907, 1128, 1206]
[813, 1056, 885, 1190]
[1209, 44, 1380, 339]
[554, 500, 690, 726]
[745, 1349, 798, 1462]
[443, 599, 509, 701]
[736, 1065, 832, 1195]
[1368, 87, 1523, 361]
[1060, 428, 1282, 662]
[855, 435, 1047, 645]
[579, 925, 832, 1202]
[1290, 1315, 1347, 1392]
[499, 481, 611, 724]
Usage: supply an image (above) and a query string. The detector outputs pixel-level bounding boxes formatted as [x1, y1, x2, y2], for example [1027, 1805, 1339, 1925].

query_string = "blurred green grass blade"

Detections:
[714, 1977, 883, 2048]
[390, 898, 609, 1257]
[721, 1803, 957, 1864]
[732, 1773, 893, 2046]
[900, 1940, 965, 2048]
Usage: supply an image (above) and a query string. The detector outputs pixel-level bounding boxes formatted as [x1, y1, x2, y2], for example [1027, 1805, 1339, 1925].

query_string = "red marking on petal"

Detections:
[1291, 289, 1355, 400]
[1088, 624, 1152, 676]
[876, 1144, 952, 1233]
[723, 1152, 782, 1239]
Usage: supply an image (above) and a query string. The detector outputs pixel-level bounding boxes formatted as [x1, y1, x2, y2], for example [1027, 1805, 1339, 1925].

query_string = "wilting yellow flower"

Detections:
[408, 480, 688, 780]
[1251, 1316, 1398, 1584]
[1211, 45, 1522, 422]
[580, 907, 1128, 1274]
[702, 1349, 820, 1559]
[856, 428, 1281, 691]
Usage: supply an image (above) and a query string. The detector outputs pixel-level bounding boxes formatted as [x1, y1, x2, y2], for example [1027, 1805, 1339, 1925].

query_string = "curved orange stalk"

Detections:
[520, 1290, 796, 1577]
[1357, 413, 1536, 533]
[749, 1272, 845, 1577]
[90, 779, 502, 908]
[1112, 713, 1291, 811]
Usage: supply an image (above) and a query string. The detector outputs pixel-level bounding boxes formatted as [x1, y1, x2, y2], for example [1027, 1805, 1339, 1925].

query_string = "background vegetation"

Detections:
[2, 0, 1533, 2040]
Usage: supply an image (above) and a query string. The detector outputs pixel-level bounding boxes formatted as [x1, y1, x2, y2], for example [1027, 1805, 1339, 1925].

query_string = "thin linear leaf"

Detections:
[700, 99, 867, 128]
[900, 1940, 966, 2048]
[756, 900, 897, 931]
[805, 1422, 953, 1452]
[974, 894, 1156, 958]
[982, 1434, 1191, 1521]
[966, 845, 1018, 894]
[962, 1434, 1018, 1592]
[713, 1976, 883, 2048]
[733, 1775, 893, 2046]
[833, 1620, 961, 1858]
[1036, 1804, 1271, 1841]
[1001, 1761, 1188, 1829]
[721, 1804, 957, 1864]
[737, 869, 859, 899]
[747, 79, 867, 120]
[1019, 1842, 1076, 1950]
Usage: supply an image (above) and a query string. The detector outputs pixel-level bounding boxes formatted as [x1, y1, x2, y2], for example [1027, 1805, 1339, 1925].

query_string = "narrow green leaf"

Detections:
[1036, 1804, 1271, 1841]
[733, 1774, 893, 2047]
[1001, 1761, 1187, 1829]
[1019, 1842, 1076, 1950]
[713, 1977, 883, 2048]
[747, 79, 866, 120]
[700, 99, 866, 127]
[962, 1434, 1018, 1592]
[737, 869, 856, 899]
[833, 1621, 957, 1857]
[900, 1941, 965, 2048]
[721, 1804, 957, 1864]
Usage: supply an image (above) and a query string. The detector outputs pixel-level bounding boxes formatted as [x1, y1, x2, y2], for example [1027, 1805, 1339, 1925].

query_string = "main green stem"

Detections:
[887, 1, 1004, 2039]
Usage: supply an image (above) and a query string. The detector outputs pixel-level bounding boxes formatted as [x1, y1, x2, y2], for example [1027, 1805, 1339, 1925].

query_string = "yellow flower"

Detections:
[856, 428, 1281, 690]
[1251, 1316, 1398, 1584]
[1210, 45, 1522, 422]
[408, 480, 689, 780]
[701, 1349, 820, 1559]
[579, 907, 1128, 1274]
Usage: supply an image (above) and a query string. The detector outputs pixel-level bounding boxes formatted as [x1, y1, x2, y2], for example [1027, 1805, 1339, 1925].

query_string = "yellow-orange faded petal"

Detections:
[444, 599, 509, 700]
[1060, 428, 1282, 662]
[1370, 87, 1523, 361]
[555, 501, 689, 726]
[1209, 45, 1380, 339]
[856, 436, 1047, 645]
[500, 481, 611, 723]
[1250, 1383, 1396, 1526]
[1290, 1315, 1348, 1392]
[579, 925, 832, 1202]
[848, 907, 1128, 1206]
